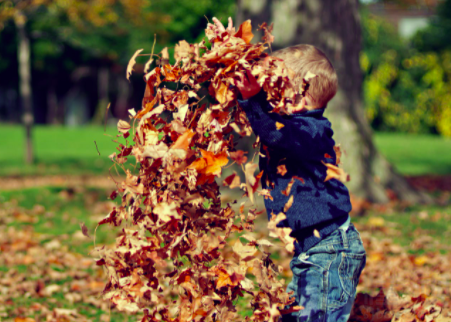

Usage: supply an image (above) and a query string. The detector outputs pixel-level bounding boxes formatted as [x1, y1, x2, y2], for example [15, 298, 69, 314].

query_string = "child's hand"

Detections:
[207, 17, 235, 37]
[236, 70, 261, 100]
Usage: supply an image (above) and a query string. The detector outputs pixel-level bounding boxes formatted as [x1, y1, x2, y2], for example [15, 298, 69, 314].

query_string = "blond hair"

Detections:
[272, 44, 338, 108]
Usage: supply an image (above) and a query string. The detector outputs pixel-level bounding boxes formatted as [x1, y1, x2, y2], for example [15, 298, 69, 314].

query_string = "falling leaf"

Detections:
[322, 161, 350, 183]
[282, 178, 295, 196]
[160, 47, 169, 65]
[244, 162, 259, 204]
[313, 229, 320, 238]
[128, 108, 136, 117]
[277, 164, 287, 176]
[171, 130, 194, 151]
[304, 71, 317, 82]
[144, 57, 154, 74]
[283, 195, 294, 213]
[126, 48, 144, 81]
[80, 222, 90, 238]
[230, 150, 248, 165]
[234, 20, 254, 44]
[188, 149, 228, 176]
[334, 145, 342, 165]
[275, 122, 285, 130]
[117, 120, 131, 133]
[257, 189, 273, 200]
[143, 142, 169, 159]
[174, 40, 193, 61]
[173, 104, 189, 122]
[154, 202, 180, 223]
[223, 172, 241, 189]
[232, 240, 257, 260]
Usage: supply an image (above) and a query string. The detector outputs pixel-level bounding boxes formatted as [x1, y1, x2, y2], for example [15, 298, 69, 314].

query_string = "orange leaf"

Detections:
[234, 20, 254, 44]
[188, 149, 228, 176]
[275, 122, 285, 130]
[277, 164, 287, 176]
[322, 161, 350, 183]
[171, 130, 195, 151]
[136, 93, 159, 119]
[282, 178, 295, 196]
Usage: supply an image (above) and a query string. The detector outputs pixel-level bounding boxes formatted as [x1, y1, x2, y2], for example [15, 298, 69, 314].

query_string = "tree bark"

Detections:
[15, 12, 34, 165]
[47, 83, 60, 124]
[237, 0, 431, 203]
[92, 65, 109, 124]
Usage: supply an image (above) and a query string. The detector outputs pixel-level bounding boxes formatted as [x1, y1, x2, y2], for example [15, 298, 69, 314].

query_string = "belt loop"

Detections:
[340, 227, 349, 249]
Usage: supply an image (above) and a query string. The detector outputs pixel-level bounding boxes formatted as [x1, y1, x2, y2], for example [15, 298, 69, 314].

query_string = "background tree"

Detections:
[0, 0, 156, 163]
[236, 0, 430, 203]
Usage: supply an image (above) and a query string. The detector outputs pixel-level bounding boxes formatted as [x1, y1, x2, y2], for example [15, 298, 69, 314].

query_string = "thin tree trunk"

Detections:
[15, 12, 34, 165]
[47, 84, 59, 124]
[237, 0, 431, 203]
[92, 66, 109, 124]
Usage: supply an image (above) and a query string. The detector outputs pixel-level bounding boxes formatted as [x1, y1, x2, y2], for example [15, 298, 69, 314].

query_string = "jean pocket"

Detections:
[338, 252, 366, 299]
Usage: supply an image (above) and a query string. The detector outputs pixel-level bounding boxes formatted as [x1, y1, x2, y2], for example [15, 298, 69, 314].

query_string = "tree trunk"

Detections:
[47, 83, 60, 124]
[237, 0, 431, 203]
[15, 12, 34, 165]
[92, 65, 109, 124]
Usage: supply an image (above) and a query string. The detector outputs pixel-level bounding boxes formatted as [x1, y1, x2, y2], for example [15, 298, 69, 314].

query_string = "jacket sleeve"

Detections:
[238, 93, 335, 161]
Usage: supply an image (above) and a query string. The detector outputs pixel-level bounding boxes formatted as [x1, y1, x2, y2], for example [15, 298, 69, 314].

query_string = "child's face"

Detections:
[290, 92, 321, 114]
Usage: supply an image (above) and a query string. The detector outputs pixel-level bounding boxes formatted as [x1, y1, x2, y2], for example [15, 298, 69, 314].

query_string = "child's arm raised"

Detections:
[237, 71, 335, 161]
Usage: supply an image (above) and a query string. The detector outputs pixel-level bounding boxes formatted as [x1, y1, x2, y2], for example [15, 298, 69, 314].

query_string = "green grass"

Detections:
[1, 125, 451, 176]
[374, 132, 451, 175]
[352, 203, 451, 254]
[0, 186, 114, 254]
[0, 125, 123, 176]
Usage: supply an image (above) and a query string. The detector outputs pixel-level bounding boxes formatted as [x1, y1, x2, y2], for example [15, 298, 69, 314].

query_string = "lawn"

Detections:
[374, 132, 451, 175]
[1, 126, 451, 321]
[0, 125, 451, 176]
[0, 125, 121, 176]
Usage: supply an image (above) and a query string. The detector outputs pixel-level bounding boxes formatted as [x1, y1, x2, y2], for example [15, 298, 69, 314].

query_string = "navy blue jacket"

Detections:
[238, 92, 352, 254]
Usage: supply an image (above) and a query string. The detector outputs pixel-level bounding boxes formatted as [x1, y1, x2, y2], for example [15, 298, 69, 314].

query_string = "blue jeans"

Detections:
[281, 223, 366, 322]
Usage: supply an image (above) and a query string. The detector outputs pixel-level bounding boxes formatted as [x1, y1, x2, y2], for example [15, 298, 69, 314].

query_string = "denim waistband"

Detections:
[317, 223, 361, 248]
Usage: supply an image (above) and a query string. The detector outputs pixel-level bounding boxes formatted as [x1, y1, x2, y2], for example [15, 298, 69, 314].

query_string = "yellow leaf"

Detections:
[414, 255, 428, 266]
[313, 229, 320, 238]
[368, 216, 385, 228]
[275, 122, 285, 130]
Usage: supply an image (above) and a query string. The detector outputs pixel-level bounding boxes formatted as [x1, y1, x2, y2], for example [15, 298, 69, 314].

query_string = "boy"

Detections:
[211, 18, 366, 322]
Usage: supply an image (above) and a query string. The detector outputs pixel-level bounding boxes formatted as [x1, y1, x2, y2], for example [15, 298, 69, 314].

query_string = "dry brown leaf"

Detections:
[126, 48, 143, 81]
[117, 120, 131, 133]
[322, 161, 350, 183]
[79, 222, 90, 238]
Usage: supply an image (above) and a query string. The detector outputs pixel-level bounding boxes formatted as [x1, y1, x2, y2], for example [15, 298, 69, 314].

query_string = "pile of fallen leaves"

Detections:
[95, 20, 304, 322]
[1, 184, 451, 321]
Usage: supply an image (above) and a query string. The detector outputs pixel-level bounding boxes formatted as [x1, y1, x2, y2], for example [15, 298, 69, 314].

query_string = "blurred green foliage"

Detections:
[361, 1, 451, 136]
